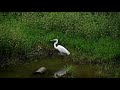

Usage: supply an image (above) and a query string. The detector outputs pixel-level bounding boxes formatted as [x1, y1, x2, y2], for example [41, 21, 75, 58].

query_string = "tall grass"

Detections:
[0, 12, 120, 65]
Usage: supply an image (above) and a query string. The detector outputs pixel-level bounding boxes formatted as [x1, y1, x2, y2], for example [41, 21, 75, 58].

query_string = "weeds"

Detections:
[0, 12, 120, 65]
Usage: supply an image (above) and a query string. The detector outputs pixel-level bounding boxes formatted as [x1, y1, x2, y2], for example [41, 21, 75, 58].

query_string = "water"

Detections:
[0, 57, 114, 78]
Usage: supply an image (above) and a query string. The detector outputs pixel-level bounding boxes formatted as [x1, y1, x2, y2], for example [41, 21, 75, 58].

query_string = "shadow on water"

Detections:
[0, 55, 116, 78]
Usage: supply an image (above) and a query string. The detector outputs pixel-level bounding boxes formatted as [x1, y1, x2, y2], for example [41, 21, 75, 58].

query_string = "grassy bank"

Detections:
[0, 12, 120, 66]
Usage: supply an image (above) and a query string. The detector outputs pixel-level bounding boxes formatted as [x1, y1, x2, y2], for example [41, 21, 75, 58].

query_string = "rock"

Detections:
[34, 67, 47, 74]
[53, 69, 67, 78]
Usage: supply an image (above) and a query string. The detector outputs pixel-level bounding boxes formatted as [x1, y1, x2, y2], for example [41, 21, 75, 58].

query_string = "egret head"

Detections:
[50, 39, 58, 42]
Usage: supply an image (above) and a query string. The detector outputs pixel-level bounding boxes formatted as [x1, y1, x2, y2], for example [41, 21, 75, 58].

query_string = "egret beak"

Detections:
[50, 39, 56, 41]
[50, 40, 54, 41]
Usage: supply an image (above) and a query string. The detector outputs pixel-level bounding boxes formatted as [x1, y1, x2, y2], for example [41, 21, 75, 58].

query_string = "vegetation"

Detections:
[0, 12, 120, 78]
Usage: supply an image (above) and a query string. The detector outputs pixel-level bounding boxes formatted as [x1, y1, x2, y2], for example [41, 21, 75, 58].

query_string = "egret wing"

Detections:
[57, 45, 70, 55]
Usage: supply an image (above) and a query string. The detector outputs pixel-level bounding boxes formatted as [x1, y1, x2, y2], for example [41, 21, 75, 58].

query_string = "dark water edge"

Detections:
[0, 56, 120, 78]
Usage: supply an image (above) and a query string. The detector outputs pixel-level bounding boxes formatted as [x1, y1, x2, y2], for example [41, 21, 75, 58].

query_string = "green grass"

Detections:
[0, 12, 120, 78]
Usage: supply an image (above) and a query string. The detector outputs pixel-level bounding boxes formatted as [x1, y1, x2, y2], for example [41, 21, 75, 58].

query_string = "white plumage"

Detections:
[50, 39, 70, 55]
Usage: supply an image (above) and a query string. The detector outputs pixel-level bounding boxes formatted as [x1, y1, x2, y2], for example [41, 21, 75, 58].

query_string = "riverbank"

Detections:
[0, 56, 120, 78]
[0, 12, 120, 78]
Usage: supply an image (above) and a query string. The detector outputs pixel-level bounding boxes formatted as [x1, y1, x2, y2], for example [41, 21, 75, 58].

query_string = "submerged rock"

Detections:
[53, 69, 67, 78]
[34, 67, 47, 74]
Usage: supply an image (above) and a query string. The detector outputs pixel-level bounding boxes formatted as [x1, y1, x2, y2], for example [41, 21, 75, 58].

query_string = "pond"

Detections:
[0, 56, 118, 78]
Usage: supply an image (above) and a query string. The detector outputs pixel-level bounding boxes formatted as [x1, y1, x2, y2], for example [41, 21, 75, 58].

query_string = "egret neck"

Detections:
[54, 39, 58, 49]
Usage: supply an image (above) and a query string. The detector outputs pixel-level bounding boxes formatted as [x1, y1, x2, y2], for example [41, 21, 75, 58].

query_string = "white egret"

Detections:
[50, 39, 70, 55]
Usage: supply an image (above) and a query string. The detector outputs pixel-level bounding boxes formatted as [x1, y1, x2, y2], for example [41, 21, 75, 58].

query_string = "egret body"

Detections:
[50, 39, 70, 55]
